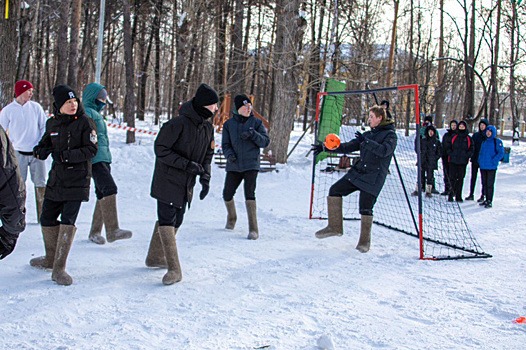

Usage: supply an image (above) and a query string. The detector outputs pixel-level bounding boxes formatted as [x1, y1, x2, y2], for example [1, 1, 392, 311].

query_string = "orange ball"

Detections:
[324, 133, 341, 150]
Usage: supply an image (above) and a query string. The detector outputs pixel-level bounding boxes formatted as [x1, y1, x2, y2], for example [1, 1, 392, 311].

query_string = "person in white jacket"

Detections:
[0, 80, 47, 222]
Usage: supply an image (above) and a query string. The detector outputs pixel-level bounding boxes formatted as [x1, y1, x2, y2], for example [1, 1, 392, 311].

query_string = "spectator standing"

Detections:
[0, 80, 48, 222]
[477, 125, 504, 208]
[440, 119, 458, 195]
[447, 120, 473, 202]
[466, 118, 488, 201]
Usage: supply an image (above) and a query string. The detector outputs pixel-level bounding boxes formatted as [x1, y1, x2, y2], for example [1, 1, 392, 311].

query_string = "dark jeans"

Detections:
[222, 170, 258, 201]
[157, 200, 186, 228]
[442, 158, 451, 192]
[40, 199, 82, 226]
[92, 162, 118, 200]
[468, 162, 483, 197]
[480, 169, 497, 202]
[449, 163, 467, 200]
[328, 176, 377, 216]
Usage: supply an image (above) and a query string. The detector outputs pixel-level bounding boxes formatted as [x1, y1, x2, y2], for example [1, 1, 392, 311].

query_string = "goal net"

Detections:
[309, 82, 491, 260]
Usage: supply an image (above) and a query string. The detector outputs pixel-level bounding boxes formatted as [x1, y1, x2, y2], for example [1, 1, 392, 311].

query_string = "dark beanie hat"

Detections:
[458, 120, 467, 128]
[380, 100, 389, 109]
[450, 119, 458, 127]
[193, 83, 219, 107]
[479, 118, 489, 127]
[424, 115, 433, 123]
[53, 84, 78, 110]
[234, 94, 251, 111]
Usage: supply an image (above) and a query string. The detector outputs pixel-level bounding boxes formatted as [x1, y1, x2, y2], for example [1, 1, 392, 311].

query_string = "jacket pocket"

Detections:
[62, 163, 88, 187]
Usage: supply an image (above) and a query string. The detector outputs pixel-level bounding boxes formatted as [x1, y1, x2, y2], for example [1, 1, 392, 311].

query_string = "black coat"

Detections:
[416, 125, 441, 170]
[0, 126, 26, 239]
[448, 129, 473, 165]
[441, 129, 456, 159]
[34, 111, 98, 202]
[150, 101, 214, 208]
[337, 122, 397, 197]
[470, 130, 487, 165]
[222, 113, 270, 172]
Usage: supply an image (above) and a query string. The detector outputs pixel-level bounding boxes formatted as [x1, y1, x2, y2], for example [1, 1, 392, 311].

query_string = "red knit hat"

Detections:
[14, 80, 34, 97]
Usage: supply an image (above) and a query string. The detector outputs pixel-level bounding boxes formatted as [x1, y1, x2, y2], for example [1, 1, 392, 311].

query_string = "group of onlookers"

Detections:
[415, 116, 504, 208]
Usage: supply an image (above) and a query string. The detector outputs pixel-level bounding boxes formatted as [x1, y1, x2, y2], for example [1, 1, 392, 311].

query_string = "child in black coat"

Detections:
[413, 125, 442, 197]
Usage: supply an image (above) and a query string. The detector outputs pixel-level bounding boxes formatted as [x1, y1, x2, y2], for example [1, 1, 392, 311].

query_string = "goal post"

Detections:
[309, 84, 491, 260]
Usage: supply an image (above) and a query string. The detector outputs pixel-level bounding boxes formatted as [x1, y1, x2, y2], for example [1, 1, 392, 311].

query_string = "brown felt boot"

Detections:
[246, 200, 259, 240]
[159, 226, 182, 285]
[224, 200, 237, 230]
[356, 215, 373, 253]
[35, 187, 46, 224]
[315, 196, 343, 239]
[51, 224, 77, 286]
[145, 221, 167, 268]
[88, 200, 106, 244]
[100, 194, 132, 243]
[30, 225, 59, 269]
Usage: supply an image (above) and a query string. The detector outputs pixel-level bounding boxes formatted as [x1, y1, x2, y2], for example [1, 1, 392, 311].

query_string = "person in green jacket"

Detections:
[82, 82, 132, 244]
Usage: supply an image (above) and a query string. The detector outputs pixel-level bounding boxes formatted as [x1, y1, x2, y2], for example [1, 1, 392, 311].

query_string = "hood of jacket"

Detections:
[486, 125, 497, 140]
[82, 82, 105, 113]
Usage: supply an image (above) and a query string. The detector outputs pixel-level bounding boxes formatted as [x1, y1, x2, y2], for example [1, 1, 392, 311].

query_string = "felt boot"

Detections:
[51, 224, 76, 286]
[100, 194, 132, 243]
[145, 221, 167, 268]
[315, 196, 343, 239]
[159, 226, 182, 285]
[30, 225, 59, 269]
[224, 200, 237, 230]
[246, 200, 259, 240]
[356, 215, 373, 253]
[88, 200, 106, 244]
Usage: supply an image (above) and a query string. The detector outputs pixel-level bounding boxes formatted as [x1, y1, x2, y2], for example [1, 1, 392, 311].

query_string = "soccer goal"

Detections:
[309, 81, 491, 260]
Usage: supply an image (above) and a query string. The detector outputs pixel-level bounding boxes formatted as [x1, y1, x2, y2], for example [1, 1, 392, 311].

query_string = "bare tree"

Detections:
[122, 0, 136, 144]
[268, 0, 305, 163]
[0, 0, 20, 107]
[67, 0, 83, 90]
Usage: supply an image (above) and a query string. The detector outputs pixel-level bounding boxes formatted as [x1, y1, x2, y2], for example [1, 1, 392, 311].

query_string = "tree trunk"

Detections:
[67, 0, 83, 90]
[268, 0, 303, 163]
[16, 3, 33, 81]
[122, 0, 136, 144]
[0, 0, 20, 107]
[228, 0, 245, 94]
[488, 0, 501, 126]
[463, 0, 476, 121]
[386, 0, 399, 87]
[434, 0, 445, 128]
[509, 0, 518, 135]
[153, 0, 163, 125]
[55, 1, 71, 86]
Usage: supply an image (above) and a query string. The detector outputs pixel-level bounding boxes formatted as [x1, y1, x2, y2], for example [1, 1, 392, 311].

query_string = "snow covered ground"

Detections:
[1, 121, 525, 349]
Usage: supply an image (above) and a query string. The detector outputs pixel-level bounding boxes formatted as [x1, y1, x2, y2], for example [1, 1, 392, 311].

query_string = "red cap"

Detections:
[15, 80, 34, 97]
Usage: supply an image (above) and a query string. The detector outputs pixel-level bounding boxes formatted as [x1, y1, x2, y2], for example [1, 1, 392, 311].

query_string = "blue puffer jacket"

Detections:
[222, 113, 270, 172]
[478, 125, 504, 170]
[82, 82, 111, 164]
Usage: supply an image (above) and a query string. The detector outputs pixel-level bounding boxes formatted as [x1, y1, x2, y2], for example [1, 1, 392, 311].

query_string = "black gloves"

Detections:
[0, 228, 17, 260]
[52, 150, 63, 162]
[33, 148, 51, 160]
[241, 128, 255, 140]
[311, 143, 324, 156]
[199, 180, 210, 200]
[186, 161, 205, 175]
[227, 155, 237, 163]
[355, 131, 365, 143]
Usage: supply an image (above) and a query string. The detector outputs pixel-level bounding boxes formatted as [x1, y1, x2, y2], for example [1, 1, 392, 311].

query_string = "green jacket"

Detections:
[82, 82, 111, 164]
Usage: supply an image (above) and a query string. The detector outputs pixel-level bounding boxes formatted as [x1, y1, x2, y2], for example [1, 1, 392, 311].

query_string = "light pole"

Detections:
[95, 0, 106, 84]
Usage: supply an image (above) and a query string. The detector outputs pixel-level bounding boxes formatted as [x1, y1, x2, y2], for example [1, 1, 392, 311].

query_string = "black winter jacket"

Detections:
[222, 113, 270, 172]
[416, 125, 441, 170]
[447, 129, 473, 165]
[150, 101, 214, 208]
[336, 122, 397, 197]
[0, 126, 26, 241]
[470, 130, 487, 165]
[441, 129, 456, 158]
[34, 109, 98, 202]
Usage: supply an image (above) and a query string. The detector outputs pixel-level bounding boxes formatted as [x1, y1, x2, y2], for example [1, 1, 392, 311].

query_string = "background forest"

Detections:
[0, 0, 525, 162]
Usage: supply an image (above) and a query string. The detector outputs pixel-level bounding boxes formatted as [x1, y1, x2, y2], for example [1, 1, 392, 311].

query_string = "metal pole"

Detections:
[95, 0, 106, 83]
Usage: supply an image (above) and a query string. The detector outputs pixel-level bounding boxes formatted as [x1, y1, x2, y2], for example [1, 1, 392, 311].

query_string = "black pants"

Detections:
[442, 158, 451, 192]
[468, 162, 483, 197]
[92, 162, 118, 200]
[328, 176, 377, 216]
[449, 163, 467, 200]
[40, 199, 82, 226]
[424, 166, 435, 186]
[480, 169, 497, 202]
[157, 200, 186, 228]
[223, 170, 258, 201]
